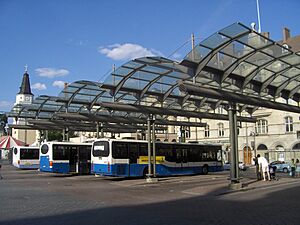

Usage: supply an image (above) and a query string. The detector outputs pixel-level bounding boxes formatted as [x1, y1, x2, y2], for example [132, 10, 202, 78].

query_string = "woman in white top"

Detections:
[257, 154, 271, 181]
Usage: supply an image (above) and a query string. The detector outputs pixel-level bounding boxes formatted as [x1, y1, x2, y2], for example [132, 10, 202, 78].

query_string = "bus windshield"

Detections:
[20, 148, 39, 159]
[92, 141, 109, 157]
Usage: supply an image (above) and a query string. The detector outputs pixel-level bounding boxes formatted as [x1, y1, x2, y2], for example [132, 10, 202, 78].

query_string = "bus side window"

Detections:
[174, 146, 182, 163]
[138, 143, 148, 156]
[188, 146, 201, 162]
[128, 143, 138, 163]
[156, 143, 174, 162]
[112, 142, 128, 159]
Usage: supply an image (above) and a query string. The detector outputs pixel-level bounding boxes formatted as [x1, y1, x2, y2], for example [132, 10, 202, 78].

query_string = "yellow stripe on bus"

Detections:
[138, 156, 165, 164]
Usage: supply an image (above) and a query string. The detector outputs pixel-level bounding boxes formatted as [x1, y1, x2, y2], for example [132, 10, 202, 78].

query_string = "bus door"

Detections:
[78, 146, 91, 175]
[69, 146, 78, 173]
[128, 143, 138, 176]
[181, 148, 189, 168]
[176, 148, 189, 168]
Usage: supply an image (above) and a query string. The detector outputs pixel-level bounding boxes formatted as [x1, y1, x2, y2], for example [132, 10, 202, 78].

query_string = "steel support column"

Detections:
[100, 122, 104, 138]
[96, 122, 100, 139]
[62, 128, 66, 141]
[147, 115, 152, 177]
[152, 116, 156, 177]
[228, 103, 240, 186]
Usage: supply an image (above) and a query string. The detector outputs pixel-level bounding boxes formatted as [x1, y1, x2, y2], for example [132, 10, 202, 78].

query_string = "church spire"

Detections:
[18, 66, 33, 95]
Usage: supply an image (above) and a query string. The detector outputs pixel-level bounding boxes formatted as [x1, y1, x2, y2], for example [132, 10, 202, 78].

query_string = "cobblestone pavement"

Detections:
[1, 161, 300, 225]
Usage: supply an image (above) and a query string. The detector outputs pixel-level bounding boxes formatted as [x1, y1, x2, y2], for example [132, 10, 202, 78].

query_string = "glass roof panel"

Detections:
[113, 67, 134, 77]
[200, 33, 230, 49]
[106, 74, 124, 86]
[143, 65, 169, 74]
[207, 53, 237, 71]
[185, 45, 211, 63]
[219, 23, 250, 38]
[265, 60, 290, 73]
[281, 54, 300, 66]
[271, 75, 289, 87]
[171, 87, 181, 96]
[124, 60, 144, 69]
[262, 45, 291, 58]
[238, 33, 272, 49]
[253, 69, 274, 82]
[285, 80, 300, 91]
[123, 77, 149, 90]
[167, 70, 188, 79]
[156, 76, 179, 86]
[245, 52, 274, 66]
[221, 41, 254, 58]
[149, 82, 173, 93]
[232, 62, 258, 77]
[282, 67, 300, 78]
[131, 70, 160, 81]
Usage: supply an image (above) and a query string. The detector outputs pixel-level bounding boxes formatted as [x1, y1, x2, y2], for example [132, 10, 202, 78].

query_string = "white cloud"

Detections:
[35, 68, 69, 78]
[0, 101, 12, 108]
[52, 80, 66, 89]
[98, 43, 163, 60]
[32, 83, 47, 90]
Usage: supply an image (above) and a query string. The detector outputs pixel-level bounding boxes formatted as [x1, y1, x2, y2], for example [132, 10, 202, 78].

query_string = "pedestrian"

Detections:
[295, 159, 300, 178]
[290, 158, 296, 177]
[0, 164, 3, 180]
[253, 156, 262, 180]
[257, 154, 271, 181]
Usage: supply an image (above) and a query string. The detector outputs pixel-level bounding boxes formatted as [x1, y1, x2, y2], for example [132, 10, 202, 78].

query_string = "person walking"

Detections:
[253, 156, 262, 180]
[295, 159, 300, 178]
[290, 158, 296, 177]
[257, 154, 271, 181]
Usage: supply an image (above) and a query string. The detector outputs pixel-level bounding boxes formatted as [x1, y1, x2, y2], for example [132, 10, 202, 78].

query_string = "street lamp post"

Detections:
[250, 131, 257, 158]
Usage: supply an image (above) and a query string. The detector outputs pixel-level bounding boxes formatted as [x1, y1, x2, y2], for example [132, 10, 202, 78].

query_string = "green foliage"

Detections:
[0, 114, 8, 135]
[46, 130, 78, 141]
[47, 130, 63, 141]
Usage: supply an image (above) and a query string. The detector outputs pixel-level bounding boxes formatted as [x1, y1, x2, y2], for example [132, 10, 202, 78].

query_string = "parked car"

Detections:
[270, 161, 291, 173]
[223, 162, 247, 171]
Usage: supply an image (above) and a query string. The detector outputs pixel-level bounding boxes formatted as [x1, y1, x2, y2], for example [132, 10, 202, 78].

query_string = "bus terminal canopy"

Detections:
[8, 22, 300, 132]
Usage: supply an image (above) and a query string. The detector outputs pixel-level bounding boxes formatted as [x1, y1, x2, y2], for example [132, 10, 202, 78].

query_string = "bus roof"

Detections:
[93, 138, 222, 146]
[43, 141, 92, 146]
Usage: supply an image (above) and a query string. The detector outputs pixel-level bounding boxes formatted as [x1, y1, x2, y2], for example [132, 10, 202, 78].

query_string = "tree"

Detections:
[46, 130, 78, 141]
[47, 130, 63, 141]
[0, 113, 8, 135]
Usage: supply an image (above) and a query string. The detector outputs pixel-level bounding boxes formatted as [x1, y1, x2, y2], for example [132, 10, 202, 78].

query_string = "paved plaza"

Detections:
[1, 161, 300, 225]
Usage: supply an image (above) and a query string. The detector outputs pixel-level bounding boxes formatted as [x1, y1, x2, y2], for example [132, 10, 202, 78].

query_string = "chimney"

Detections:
[283, 27, 290, 43]
[261, 32, 270, 39]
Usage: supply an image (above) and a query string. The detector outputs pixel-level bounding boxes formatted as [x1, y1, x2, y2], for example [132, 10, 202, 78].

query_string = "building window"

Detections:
[218, 123, 225, 137]
[285, 116, 293, 132]
[255, 119, 268, 134]
[204, 125, 210, 138]
[185, 127, 191, 139]
[292, 143, 300, 150]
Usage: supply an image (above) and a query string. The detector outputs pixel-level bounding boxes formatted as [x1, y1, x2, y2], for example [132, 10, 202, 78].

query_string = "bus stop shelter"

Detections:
[8, 22, 300, 188]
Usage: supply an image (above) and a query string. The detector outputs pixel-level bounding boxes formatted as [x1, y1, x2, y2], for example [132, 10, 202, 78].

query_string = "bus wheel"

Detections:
[202, 165, 209, 175]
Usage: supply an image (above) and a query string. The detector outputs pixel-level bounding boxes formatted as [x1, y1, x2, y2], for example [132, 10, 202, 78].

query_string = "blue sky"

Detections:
[0, 0, 300, 112]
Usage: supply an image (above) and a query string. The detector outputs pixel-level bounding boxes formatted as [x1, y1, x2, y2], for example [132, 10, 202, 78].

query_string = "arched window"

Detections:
[255, 119, 268, 134]
[204, 125, 210, 138]
[292, 143, 300, 150]
[218, 123, 224, 137]
[285, 116, 293, 132]
[275, 145, 284, 151]
[257, 144, 268, 150]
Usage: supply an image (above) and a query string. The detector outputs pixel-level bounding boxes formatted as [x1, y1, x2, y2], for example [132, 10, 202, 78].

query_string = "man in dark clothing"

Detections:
[253, 157, 261, 180]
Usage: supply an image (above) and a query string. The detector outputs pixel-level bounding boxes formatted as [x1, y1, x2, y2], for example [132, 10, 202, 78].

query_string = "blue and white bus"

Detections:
[12, 146, 40, 169]
[91, 138, 223, 177]
[40, 142, 92, 174]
